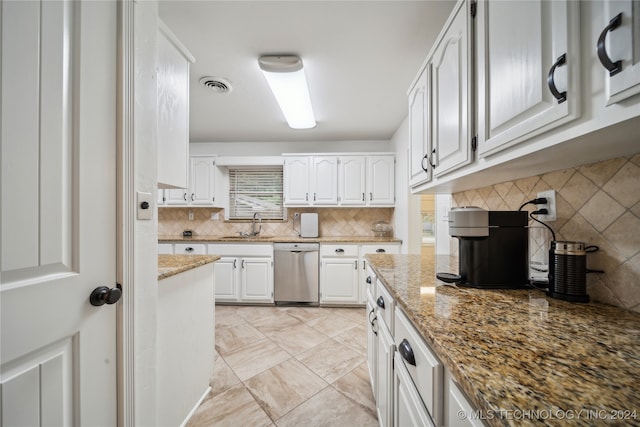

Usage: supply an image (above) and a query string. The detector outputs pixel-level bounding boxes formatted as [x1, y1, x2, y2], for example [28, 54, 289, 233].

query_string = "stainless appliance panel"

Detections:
[274, 243, 319, 303]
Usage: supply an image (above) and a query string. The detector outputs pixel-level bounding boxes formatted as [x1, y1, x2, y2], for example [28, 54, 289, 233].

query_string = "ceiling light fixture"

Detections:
[258, 55, 316, 129]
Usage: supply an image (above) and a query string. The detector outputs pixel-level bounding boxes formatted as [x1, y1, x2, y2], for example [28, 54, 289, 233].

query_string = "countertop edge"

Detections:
[158, 254, 220, 281]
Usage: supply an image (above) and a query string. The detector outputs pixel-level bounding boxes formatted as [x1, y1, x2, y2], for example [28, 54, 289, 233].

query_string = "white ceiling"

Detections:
[159, 1, 455, 143]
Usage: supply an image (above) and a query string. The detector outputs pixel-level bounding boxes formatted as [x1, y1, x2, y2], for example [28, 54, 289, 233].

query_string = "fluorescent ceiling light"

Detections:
[258, 55, 316, 129]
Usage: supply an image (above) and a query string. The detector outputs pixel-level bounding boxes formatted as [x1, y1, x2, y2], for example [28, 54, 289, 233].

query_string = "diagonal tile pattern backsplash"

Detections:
[452, 154, 640, 313]
[158, 207, 395, 239]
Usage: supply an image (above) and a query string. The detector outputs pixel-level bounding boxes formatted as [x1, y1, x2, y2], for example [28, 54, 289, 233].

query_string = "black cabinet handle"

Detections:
[597, 13, 623, 76]
[376, 296, 385, 309]
[362, 193, 365, 201]
[335, 248, 344, 253]
[429, 148, 436, 169]
[547, 53, 567, 104]
[366, 276, 372, 284]
[376, 248, 386, 253]
[241, 259, 245, 269]
[398, 339, 416, 366]
[185, 247, 194, 252]
[421, 153, 429, 173]
[233, 259, 237, 269]
[354, 260, 358, 270]
[191, 193, 195, 201]
[369, 192, 373, 201]
[183, 193, 187, 201]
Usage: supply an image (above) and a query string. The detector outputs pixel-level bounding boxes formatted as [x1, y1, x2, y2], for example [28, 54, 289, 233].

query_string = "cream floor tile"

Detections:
[274, 386, 378, 427]
[236, 305, 282, 323]
[251, 310, 303, 335]
[211, 351, 241, 397]
[333, 324, 368, 356]
[281, 306, 327, 323]
[306, 313, 360, 337]
[215, 321, 266, 356]
[215, 305, 246, 328]
[224, 338, 292, 381]
[331, 362, 377, 417]
[296, 338, 364, 384]
[332, 307, 367, 324]
[268, 323, 331, 356]
[244, 358, 327, 420]
[186, 384, 272, 427]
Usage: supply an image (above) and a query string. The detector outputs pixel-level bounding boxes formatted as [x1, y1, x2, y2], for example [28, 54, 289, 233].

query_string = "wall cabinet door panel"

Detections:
[339, 156, 366, 205]
[311, 156, 338, 205]
[408, 66, 432, 187]
[368, 155, 395, 205]
[283, 156, 310, 205]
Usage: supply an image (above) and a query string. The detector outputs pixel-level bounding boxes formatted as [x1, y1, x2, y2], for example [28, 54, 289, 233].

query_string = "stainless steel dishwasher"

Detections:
[274, 243, 319, 304]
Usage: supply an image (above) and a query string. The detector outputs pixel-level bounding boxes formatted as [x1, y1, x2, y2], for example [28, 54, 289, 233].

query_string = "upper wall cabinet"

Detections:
[157, 21, 195, 189]
[599, 0, 640, 105]
[476, 0, 581, 157]
[284, 154, 395, 207]
[408, 66, 432, 188]
[431, 0, 474, 177]
[161, 155, 218, 206]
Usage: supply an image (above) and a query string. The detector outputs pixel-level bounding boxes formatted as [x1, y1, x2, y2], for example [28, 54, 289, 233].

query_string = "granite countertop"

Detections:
[365, 253, 640, 427]
[158, 234, 402, 244]
[158, 254, 220, 280]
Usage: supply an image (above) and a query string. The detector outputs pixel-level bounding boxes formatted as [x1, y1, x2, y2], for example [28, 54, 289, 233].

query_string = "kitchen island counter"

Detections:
[365, 253, 640, 427]
[158, 254, 220, 280]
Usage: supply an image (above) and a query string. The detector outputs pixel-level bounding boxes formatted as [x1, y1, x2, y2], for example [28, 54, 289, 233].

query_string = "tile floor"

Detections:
[186, 305, 378, 427]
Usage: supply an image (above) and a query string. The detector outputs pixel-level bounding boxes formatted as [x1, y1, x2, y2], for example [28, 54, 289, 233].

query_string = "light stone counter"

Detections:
[365, 253, 640, 427]
[158, 234, 401, 244]
[158, 254, 220, 280]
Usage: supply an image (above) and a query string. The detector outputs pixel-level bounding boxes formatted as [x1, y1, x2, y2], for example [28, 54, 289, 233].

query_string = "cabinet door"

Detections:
[311, 156, 338, 205]
[477, 0, 580, 156]
[431, 0, 473, 177]
[366, 298, 378, 399]
[240, 257, 273, 302]
[190, 156, 216, 205]
[284, 156, 310, 205]
[338, 156, 366, 205]
[214, 257, 238, 302]
[445, 377, 485, 427]
[394, 353, 435, 427]
[376, 319, 395, 427]
[157, 25, 191, 189]
[164, 188, 188, 205]
[367, 155, 395, 205]
[320, 258, 359, 303]
[599, 0, 640, 105]
[408, 65, 432, 187]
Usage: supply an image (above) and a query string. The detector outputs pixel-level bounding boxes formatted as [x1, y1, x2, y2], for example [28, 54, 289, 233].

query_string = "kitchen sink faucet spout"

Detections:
[252, 212, 262, 236]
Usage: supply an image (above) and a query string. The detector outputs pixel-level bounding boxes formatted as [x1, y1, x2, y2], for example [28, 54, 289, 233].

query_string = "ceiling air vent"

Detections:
[199, 76, 233, 93]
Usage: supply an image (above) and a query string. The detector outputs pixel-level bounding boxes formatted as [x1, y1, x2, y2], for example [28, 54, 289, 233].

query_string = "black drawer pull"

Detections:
[335, 248, 344, 253]
[376, 248, 386, 253]
[597, 13, 623, 76]
[376, 296, 385, 309]
[398, 339, 416, 366]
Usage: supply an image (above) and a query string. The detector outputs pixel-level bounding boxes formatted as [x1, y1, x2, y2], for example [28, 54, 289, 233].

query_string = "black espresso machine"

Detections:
[437, 207, 529, 288]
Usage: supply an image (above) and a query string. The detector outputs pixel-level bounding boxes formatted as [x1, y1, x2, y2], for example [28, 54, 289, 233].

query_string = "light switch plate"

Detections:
[137, 191, 153, 220]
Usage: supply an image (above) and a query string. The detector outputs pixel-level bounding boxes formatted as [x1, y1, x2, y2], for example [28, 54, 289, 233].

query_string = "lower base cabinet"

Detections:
[394, 352, 435, 427]
[376, 317, 395, 427]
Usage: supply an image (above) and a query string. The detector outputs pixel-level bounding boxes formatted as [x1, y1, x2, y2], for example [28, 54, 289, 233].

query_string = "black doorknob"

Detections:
[90, 285, 122, 306]
[140, 201, 150, 209]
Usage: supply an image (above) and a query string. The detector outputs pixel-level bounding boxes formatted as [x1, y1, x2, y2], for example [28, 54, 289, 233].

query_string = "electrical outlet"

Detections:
[536, 190, 557, 221]
[188, 210, 194, 221]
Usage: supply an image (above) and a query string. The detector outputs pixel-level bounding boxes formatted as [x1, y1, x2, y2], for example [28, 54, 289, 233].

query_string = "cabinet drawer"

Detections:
[158, 243, 173, 254]
[360, 243, 400, 256]
[365, 265, 377, 301]
[395, 308, 443, 425]
[174, 243, 206, 255]
[320, 244, 359, 257]
[375, 281, 394, 334]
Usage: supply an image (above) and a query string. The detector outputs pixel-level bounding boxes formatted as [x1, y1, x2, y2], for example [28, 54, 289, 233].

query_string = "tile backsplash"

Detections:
[158, 207, 395, 239]
[452, 154, 640, 313]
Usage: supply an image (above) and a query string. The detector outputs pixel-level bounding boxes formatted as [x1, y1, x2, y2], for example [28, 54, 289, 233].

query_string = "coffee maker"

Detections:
[438, 207, 529, 289]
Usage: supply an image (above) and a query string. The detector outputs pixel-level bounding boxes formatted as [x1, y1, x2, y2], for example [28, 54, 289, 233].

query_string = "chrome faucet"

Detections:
[251, 212, 262, 236]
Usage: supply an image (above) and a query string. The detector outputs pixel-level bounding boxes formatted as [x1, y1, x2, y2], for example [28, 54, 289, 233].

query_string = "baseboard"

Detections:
[180, 386, 211, 427]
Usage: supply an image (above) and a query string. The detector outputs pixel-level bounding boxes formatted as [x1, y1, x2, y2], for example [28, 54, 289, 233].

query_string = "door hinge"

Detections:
[470, 0, 477, 18]
[471, 136, 478, 151]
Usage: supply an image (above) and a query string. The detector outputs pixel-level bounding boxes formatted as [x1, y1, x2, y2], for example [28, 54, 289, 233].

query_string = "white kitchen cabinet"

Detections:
[165, 188, 188, 205]
[359, 243, 400, 304]
[157, 21, 194, 190]
[311, 156, 339, 205]
[240, 257, 274, 302]
[477, 0, 581, 157]
[189, 156, 217, 205]
[338, 155, 367, 205]
[285, 153, 394, 207]
[320, 244, 359, 305]
[444, 373, 486, 427]
[394, 353, 435, 427]
[598, 0, 640, 105]
[366, 269, 379, 399]
[376, 314, 395, 427]
[408, 65, 433, 188]
[367, 155, 395, 205]
[431, 0, 474, 177]
[174, 243, 206, 255]
[208, 244, 274, 304]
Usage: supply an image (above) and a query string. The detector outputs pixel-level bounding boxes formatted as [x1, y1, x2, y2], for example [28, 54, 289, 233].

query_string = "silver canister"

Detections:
[548, 241, 589, 302]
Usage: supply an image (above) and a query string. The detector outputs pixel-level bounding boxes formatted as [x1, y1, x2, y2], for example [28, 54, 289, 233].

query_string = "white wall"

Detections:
[190, 140, 392, 156]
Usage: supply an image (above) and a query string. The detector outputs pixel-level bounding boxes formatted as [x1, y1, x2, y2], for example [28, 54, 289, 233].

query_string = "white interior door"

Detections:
[1, 1, 117, 425]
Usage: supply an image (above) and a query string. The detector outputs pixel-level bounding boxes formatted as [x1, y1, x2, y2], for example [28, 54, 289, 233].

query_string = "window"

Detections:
[228, 167, 284, 220]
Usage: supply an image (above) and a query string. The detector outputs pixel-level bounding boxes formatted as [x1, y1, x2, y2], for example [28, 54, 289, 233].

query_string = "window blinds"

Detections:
[228, 167, 284, 220]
